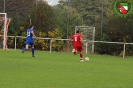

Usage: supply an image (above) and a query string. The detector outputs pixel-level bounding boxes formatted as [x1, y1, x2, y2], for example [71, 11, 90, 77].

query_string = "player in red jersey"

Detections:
[71, 30, 84, 62]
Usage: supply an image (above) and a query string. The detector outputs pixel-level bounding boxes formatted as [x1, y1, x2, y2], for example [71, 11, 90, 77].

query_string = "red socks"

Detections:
[80, 53, 83, 58]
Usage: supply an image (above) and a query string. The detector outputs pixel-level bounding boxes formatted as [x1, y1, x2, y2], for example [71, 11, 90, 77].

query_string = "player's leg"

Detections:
[30, 41, 35, 57]
[22, 44, 29, 53]
[31, 44, 35, 57]
[79, 46, 84, 62]
[80, 51, 83, 60]
[72, 42, 75, 53]
[22, 40, 29, 53]
[73, 46, 77, 55]
[74, 50, 77, 55]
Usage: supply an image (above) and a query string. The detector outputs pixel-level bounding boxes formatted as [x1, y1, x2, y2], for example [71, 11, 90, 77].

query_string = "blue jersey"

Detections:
[26, 28, 34, 45]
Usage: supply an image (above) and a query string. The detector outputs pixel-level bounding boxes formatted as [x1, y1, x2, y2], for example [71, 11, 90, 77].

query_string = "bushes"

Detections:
[34, 28, 64, 51]
[95, 33, 133, 56]
[95, 33, 122, 55]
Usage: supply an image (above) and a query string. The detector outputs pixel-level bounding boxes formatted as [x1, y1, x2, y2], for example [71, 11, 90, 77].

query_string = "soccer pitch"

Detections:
[0, 50, 133, 88]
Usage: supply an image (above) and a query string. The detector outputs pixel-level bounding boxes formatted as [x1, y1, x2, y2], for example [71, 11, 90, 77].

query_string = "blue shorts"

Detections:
[26, 40, 34, 45]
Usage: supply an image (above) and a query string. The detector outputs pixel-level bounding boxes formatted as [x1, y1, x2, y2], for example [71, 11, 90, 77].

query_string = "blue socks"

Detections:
[23, 48, 26, 51]
[32, 48, 35, 56]
[22, 48, 35, 57]
[22, 48, 26, 53]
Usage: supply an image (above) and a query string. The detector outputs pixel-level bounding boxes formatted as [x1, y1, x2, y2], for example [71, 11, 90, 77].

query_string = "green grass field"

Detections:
[0, 49, 133, 88]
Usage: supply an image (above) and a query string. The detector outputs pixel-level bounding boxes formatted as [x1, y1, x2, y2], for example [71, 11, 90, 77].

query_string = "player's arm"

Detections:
[31, 31, 36, 38]
[68, 36, 74, 45]
[80, 37, 84, 43]
[71, 35, 74, 41]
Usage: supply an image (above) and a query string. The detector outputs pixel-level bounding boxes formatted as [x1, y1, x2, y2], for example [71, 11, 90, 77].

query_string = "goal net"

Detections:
[75, 26, 95, 54]
[0, 13, 11, 50]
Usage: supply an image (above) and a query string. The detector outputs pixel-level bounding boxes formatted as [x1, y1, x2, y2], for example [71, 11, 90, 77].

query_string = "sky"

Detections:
[46, 0, 59, 6]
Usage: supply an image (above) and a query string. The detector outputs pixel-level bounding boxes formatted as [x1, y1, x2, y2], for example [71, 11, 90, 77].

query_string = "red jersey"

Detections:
[71, 33, 82, 46]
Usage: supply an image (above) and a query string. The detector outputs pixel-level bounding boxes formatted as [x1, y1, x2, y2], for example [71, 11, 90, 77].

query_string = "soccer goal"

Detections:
[75, 26, 95, 54]
[0, 13, 11, 50]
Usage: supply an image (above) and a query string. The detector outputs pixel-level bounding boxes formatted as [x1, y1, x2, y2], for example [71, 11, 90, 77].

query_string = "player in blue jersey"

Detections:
[22, 25, 36, 57]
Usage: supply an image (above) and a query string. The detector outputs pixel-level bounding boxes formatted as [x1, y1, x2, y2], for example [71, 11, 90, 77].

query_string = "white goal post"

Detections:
[75, 26, 95, 54]
[0, 13, 11, 50]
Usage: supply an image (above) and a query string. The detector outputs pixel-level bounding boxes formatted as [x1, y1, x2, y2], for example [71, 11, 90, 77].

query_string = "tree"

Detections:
[0, 0, 3, 12]
[29, 0, 57, 35]
[53, 3, 84, 38]
[60, 0, 115, 34]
